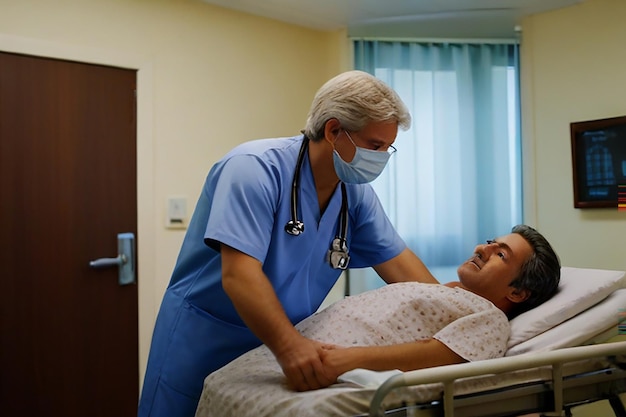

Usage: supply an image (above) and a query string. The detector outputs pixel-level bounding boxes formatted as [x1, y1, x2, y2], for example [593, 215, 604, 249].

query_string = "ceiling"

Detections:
[201, 0, 582, 39]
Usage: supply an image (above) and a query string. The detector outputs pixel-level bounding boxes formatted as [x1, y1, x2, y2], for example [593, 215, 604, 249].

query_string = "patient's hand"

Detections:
[320, 342, 341, 350]
[319, 346, 355, 382]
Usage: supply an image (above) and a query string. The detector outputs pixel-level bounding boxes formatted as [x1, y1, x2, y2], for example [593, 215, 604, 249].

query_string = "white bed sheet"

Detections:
[195, 346, 620, 417]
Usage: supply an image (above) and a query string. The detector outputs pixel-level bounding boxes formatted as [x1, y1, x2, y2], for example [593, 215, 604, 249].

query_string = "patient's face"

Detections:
[456, 233, 533, 309]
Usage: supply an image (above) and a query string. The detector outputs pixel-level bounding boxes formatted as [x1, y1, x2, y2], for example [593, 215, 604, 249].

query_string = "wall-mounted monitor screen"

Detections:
[570, 115, 626, 208]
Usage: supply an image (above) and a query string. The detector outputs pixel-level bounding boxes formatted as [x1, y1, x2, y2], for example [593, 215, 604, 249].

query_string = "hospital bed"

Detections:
[195, 267, 626, 417]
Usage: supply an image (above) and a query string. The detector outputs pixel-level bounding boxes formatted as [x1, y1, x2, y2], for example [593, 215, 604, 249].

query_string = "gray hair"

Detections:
[508, 224, 561, 319]
[303, 70, 411, 141]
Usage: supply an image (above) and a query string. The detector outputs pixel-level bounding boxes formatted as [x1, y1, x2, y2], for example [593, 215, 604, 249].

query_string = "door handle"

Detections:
[89, 232, 136, 285]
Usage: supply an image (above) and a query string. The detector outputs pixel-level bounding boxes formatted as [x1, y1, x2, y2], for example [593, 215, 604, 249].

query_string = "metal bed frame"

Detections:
[365, 341, 626, 417]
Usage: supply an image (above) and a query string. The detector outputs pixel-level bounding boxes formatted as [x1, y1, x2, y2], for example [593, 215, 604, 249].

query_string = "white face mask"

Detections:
[332, 130, 392, 184]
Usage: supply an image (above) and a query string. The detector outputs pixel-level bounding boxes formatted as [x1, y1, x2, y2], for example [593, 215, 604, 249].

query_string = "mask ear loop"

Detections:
[332, 129, 356, 162]
[284, 137, 308, 236]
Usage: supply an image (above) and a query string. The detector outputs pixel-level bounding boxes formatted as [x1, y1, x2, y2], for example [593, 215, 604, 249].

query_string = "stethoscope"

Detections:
[284, 136, 350, 270]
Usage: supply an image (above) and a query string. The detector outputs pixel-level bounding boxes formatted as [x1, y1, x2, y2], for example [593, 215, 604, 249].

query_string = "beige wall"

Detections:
[520, 0, 626, 272]
[0, 0, 348, 385]
[3, 0, 625, 399]
[520, 6, 626, 408]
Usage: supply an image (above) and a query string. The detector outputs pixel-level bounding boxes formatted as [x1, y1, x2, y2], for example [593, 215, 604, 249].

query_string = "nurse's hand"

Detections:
[275, 335, 336, 391]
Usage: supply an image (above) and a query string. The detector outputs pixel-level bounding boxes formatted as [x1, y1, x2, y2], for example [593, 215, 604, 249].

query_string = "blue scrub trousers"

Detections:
[138, 291, 260, 417]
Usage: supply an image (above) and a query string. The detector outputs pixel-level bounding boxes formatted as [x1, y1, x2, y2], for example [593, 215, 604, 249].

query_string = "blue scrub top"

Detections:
[138, 135, 406, 417]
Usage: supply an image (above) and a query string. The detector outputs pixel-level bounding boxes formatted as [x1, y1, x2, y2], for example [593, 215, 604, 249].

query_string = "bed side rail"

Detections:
[369, 340, 626, 417]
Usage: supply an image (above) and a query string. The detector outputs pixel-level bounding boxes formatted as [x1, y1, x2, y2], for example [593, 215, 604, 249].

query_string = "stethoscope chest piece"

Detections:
[284, 219, 304, 236]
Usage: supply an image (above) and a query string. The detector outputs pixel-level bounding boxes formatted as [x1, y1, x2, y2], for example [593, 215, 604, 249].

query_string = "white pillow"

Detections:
[507, 267, 626, 349]
[507, 288, 626, 356]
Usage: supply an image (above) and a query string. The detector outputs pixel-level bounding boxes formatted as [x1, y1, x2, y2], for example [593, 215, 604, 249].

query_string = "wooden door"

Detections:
[0, 52, 138, 417]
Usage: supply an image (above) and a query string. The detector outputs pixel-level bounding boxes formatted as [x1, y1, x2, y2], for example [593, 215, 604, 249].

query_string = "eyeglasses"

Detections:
[344, 130, 397, 155]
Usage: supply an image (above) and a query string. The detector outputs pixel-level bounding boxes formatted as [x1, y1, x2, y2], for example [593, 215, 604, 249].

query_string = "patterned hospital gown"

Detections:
[195, 282, 510, 417]
[296, 282, 509, 360]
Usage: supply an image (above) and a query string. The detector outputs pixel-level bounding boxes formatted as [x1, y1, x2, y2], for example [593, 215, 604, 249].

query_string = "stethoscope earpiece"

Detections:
[284, 136, 350, 269]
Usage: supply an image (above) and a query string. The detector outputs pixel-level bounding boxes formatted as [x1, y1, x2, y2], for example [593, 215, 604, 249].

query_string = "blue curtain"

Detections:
[350, 40, 522, 291]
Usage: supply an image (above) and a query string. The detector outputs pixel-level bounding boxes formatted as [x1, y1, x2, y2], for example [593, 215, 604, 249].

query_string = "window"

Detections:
[350, 40, 521, 291]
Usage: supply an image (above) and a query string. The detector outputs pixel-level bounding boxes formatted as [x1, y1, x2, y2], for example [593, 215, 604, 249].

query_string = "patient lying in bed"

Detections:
[294, 282, 509, 366]
[196, 283, 510, 417]
[314, 225, 561, 383]
[198, 225, 561, 409]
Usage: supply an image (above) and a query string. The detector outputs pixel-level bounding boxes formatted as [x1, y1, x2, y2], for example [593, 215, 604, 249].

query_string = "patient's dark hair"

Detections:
[507, 224, 561, 319]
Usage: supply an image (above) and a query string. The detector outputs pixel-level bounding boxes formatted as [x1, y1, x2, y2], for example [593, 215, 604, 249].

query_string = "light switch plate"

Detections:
[166, 196, 187, 229]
